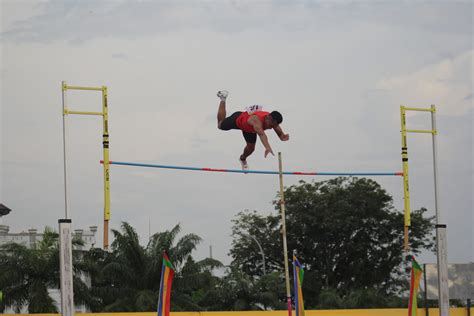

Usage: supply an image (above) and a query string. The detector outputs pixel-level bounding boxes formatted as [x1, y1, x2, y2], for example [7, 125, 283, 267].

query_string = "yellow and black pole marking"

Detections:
[101, 86, 111, 250]
[400, 106, 411, 251]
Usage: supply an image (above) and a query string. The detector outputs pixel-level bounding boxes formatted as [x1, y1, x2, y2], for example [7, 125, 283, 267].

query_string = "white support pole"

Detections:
[436, 224, 450, 316]
[278, 152, 293, 316]
[59, 219, 74, 316]
[431, 105, 450, 316]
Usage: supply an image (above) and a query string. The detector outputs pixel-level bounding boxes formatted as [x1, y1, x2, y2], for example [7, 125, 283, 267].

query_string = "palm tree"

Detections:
[172, 256, 224, 310]
[147, 222, 203, 272]
[90, 222, 207, 312]
[0, 227, 93, 313]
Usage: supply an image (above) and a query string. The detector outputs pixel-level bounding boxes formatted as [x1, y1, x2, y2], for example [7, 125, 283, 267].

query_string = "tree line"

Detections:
[0, 177, 435, 312]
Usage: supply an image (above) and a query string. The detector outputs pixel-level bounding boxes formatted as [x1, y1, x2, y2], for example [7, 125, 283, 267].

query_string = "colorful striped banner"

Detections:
[101, 160, 403, 177]
[408, 257, 423, 316]
[157, 253, 174, 316]
[293, 254, 305, 316]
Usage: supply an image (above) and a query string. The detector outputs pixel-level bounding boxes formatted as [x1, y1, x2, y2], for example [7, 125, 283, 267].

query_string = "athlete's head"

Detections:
[264, 111, 283, 128]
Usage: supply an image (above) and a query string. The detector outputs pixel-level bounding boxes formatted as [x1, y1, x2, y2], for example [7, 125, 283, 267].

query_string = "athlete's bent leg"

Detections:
[217, 90, 229, 129]
[240, 142, 255, 161]
[217, 100, 226, 129]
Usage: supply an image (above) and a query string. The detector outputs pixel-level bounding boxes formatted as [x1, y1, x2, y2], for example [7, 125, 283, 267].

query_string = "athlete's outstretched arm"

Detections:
[273, 125, 289, 141]
[248, 116, 274, 158]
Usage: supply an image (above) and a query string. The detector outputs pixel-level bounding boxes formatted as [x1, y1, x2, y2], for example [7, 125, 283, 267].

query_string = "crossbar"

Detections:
[403, 107, 435, 112]
[63, 85, 104, 91]
[64, 110, 104, 116]
[406, 129, 436, 134]
[100, 160, 403, 176]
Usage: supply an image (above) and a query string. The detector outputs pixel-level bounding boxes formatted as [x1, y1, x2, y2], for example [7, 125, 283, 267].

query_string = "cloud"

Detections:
[111, 53, 128, 60]
[1, 0, 472, 264]
[376, 50, 473, 116]
[1, 1, 471, 43]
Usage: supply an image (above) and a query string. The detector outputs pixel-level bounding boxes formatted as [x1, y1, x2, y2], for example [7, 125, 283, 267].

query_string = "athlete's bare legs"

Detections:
[240, 143, 255, 161]
[217, 90, 228, 129]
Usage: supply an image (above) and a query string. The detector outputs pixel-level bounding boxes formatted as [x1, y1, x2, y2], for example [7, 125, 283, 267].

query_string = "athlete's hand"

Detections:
[265, 148, 275, 158]
[280, 134, 290, 141]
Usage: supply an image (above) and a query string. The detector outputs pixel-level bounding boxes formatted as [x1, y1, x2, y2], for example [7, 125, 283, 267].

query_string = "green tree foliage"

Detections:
[0, 177, 435, 312]
[86, 221, 285, 311]
[200, 268, 286, 311]
[87, 222, 223, 312]
[317, 287, 407, 309]
[0, 227, 93, 313]
[230, 177, 435, 308]
[172, 256, 224, 310]
[230, 210, 282, 276]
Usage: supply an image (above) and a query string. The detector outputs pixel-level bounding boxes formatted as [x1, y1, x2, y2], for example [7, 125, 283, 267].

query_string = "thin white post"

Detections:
[278, 152, 292, 316]
[61, 81, 69, 219]
[431, 105, 450, 316]
[436, 225, 450, 316]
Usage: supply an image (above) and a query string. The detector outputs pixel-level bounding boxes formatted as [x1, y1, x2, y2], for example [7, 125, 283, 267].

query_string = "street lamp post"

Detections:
[242, 233, 266, 275]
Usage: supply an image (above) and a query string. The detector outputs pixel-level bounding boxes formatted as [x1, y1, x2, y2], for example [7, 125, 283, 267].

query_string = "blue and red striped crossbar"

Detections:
[100, 160, 403, 177]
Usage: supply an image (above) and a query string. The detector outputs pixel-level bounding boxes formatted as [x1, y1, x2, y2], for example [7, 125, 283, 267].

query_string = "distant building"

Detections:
[0, 224, 98, 250]
[0, 205, 98, 313]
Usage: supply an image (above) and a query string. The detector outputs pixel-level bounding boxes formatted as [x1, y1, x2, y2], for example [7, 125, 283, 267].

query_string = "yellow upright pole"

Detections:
[400, 104, 449, 315]
[400, 106, 411, 251]
[62, 82, 111, 250]
[102, 86, 111, 250]
[278, 152, 293, 316]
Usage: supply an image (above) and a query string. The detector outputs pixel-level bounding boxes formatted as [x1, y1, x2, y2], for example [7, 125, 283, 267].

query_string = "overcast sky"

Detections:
[1, 0, 472, 266]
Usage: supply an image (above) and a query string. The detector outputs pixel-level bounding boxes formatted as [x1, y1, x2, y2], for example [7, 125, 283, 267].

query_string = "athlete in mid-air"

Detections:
[216, 90, 290, 170]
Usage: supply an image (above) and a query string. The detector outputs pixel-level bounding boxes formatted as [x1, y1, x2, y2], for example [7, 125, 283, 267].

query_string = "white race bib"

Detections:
[245, 104, 264, 114]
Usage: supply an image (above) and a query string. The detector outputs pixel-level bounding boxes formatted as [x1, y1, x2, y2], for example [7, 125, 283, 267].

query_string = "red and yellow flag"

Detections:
[157, 252, 175, 316]
[408, 257, 423, 316]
